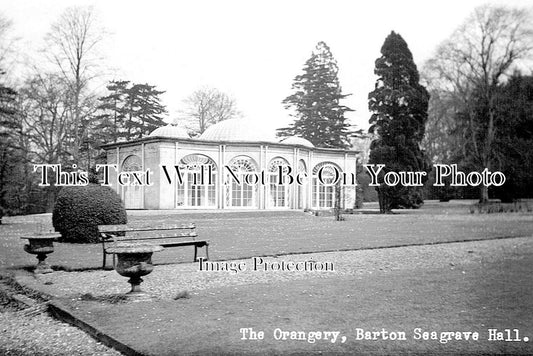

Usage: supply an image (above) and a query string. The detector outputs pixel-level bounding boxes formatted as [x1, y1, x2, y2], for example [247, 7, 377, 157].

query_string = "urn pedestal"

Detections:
[106, 244, 163, 300]
[21, 233, 60, 274]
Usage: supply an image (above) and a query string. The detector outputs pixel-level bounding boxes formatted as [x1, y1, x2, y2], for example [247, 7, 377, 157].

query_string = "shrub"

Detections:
[52, 184, 127, 243]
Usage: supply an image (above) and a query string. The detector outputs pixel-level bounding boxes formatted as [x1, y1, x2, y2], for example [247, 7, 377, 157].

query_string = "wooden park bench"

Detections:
[98, 223, 209, 269]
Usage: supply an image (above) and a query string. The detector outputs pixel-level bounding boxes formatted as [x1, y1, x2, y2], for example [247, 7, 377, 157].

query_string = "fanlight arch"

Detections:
[228, 156, 257, 173]
[312, 162, 340, 184]
[268, 157, 290, 173]
[122, 155, 142, 171]
[180, 154, 217, 170]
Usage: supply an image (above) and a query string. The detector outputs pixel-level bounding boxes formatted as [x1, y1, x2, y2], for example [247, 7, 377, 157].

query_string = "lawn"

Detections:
[2, 200, 533, 355]
[49, 237, 533, 355]
[2, 200, 533, 270]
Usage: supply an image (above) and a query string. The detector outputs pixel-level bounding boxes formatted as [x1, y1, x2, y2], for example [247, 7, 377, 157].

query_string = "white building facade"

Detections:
[102, 120, 359, 210]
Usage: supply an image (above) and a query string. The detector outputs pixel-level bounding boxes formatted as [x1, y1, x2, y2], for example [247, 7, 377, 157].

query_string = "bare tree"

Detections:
[18, 73, 73, 210]
[19, 74, 71, 164]
[45, 6, 104, 163]
[420, 86, 464, 164]
[424, 5, 533, 202]
[180, 87, 240, 136]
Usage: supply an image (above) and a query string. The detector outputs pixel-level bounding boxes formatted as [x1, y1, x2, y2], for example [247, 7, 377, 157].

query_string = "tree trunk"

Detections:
[377, 188, 382, 213]
[377, 186, 393, 214]
[377, 187, 386, 214]
[334, 182, 342, 221]
[479, 185, 489, 204]
[45, 186, 57, 213]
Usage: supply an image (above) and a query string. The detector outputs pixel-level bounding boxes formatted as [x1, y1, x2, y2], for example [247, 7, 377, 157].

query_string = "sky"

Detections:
[2, 0, 532, 135]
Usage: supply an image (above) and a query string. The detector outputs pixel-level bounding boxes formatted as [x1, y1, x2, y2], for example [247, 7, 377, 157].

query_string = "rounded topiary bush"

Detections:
[52, 184, 127, 243]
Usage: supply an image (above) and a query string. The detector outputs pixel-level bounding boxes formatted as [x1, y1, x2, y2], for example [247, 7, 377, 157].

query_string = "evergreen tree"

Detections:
[129, 83, 167, 138]
[368, 31, 430, 212]
[95, 81, 167, 142]
[278, 41, 355, 148]
[0, 73, 19, 219]
[94, 80, 130, 144]
[489, 73, 533, 201]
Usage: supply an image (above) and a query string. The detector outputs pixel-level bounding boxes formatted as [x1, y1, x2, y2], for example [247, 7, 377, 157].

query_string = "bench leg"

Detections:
[102, 252, 116, 270]
[194, 246, 198, 262]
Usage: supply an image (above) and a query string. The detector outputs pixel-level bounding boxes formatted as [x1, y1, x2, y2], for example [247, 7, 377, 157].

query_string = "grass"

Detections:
[2, 200, 533, 355]
[55, 245, 533, 355]
[2, 200, 533, 270]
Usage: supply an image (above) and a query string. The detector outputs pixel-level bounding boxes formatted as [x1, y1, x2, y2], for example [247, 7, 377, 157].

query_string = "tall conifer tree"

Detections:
[95, 81, 167, 142]
[0, 75, 18, 220]
[368, 31, 430, 212]
[94, 80, 129, 143]
[278, 41, 355, 148]
[127, 83, 167, 138]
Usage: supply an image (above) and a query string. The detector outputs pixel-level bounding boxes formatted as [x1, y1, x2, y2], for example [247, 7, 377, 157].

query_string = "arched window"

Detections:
[176, 154, 217, 208]
[121, 155, 142, 209]
[226, 156, 258, 208]
[122, 155, 142, 171]
[267, 157, 291, 208]
[312, 162, 340, 209]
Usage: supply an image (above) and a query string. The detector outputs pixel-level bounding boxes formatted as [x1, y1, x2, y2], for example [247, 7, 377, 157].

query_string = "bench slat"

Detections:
[98, 224, 195, 233]
[160, 241, 208, 247]
[106, 240, 207, 248]
[108, 231, 198, 240]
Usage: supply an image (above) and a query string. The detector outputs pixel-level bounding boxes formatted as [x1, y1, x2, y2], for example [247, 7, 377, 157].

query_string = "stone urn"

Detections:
[21, 233, 60, 274]
[106, 244, 163, 299]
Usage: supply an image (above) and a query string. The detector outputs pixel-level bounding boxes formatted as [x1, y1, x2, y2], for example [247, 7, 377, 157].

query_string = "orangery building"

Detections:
[102, 119, 360, 210]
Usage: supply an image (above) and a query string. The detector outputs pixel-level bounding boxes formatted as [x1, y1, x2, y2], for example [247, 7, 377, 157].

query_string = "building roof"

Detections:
[199, 119, 275, 142]
[280, 136, 315, 148]
[102, 120, 359, 155]
[149, 124, 190, 139]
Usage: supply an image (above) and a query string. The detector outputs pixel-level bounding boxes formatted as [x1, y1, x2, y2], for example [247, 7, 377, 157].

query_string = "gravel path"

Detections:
[26, 236, 532, 301]
[0, 307, 122, 356]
